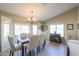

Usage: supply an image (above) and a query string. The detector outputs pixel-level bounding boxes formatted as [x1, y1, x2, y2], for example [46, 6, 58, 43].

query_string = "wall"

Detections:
[44, 7, 78, 43]
[78, 7, 79, 40]
[0, 16, 1, 52]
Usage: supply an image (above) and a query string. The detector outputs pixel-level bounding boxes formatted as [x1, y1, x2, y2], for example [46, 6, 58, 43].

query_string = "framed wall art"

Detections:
[67, 24, 73, 30]
[78, 24, 79, 29]
[45, 26, 48, 30]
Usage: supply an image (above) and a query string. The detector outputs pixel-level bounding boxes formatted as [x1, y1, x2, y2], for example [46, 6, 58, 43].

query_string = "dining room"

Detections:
[0, 3, 79, 56]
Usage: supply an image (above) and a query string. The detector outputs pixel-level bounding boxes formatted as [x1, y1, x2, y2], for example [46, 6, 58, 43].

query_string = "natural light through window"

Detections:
[15, 23, 29, 36]
[33, 25, 37, 35]
[50, 24, 64, 37]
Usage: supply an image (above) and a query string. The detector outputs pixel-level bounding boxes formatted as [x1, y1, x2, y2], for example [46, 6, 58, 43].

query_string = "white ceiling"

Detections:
[0, 3, 79, 21]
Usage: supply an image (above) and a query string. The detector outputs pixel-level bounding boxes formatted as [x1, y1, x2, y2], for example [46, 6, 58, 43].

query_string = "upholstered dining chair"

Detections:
[27, 33, 32, 39]
[20, 33, 27, 40]
[8, 36, 22, 56]
[68, 40, 79, 56]
[38, 34, 46, 52]
[25, 35, 39, 56]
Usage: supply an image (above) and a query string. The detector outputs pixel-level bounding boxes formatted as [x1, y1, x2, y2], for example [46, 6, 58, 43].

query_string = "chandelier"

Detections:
[27, 10, 37, 23]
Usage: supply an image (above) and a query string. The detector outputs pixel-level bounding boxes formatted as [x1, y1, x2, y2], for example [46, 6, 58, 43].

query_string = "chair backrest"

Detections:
[20, 33, 27, 40]
[28, 33, 32, 39]
[38, 34, 45, 46]
[68, 40, 79, 56]
[29, 35, 39, 49]
[8, 36, 16, 51]
[42, 32, 47, 40]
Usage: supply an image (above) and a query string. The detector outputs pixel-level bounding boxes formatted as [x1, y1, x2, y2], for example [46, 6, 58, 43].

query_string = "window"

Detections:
[33, 25, 37, 35]
[15, 23, 29, 36]
[50, 24, 64, 37]
[3, 23, 10, 39]
[1, 16, 11, 52]
[50, 25, 56, 33]
[57, 24, 64, 37]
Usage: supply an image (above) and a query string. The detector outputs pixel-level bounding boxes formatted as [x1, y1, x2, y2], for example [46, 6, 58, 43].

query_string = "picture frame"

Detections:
[41, 25, 44, 31]
[78, 24, 79, 29]
[45, 26, 48, 30]
[67, 24, 73, 30]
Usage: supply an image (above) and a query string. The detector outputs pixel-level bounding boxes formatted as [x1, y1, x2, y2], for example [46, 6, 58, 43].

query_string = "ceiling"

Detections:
[0, 3, 79, 21]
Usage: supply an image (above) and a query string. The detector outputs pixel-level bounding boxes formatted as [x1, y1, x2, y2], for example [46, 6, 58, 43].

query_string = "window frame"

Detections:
[49, 24, 64, 37]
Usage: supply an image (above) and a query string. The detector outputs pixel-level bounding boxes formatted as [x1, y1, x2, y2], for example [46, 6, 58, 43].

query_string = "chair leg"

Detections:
[38, 46, 40, 52]
[37, 48, 39, 54]
[29, 50, 31, 56]
[9, 50, 12, 56]
[25, 47, 27, 54]
[67, 47, 70, 56]
[43, 44, 45, 49]
[12, 52, 14, 56]
[43, 40, 46, 49]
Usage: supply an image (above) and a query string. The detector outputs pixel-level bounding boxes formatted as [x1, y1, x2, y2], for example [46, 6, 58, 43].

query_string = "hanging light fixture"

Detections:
[26, 10, 38, 36]
[27, 10, 37, 23]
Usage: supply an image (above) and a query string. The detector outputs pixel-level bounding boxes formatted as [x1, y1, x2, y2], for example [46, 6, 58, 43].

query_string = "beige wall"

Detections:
[78, 7, 79, 40]
[44, 7, 78, 43]
[0, 16, 1, 52]
[0, 11, 26, 21]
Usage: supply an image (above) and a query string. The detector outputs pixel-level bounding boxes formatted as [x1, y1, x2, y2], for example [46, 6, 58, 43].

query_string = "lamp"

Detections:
[27, 10, 37, 23]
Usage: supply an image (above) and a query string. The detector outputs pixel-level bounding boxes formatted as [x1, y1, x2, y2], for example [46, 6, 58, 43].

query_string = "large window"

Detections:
[3, 23, 10, 40]
[14, 23, 29, 36]
[14, 23, 38, 36]
[50, 25, 56, 34]
[50, 24, 64, 37]
[1, 16, 11, 52]
[33, 25, 37, 35]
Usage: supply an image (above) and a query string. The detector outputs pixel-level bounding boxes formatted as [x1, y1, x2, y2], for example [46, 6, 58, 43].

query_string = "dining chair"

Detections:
[20, 33, 27, 40]
[68, 40, 79, 56]
[38, 34, 46, 52]
[8, 36, 22, 56]
[27, 33, 32, 39]
[25, 35, 39, 56]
